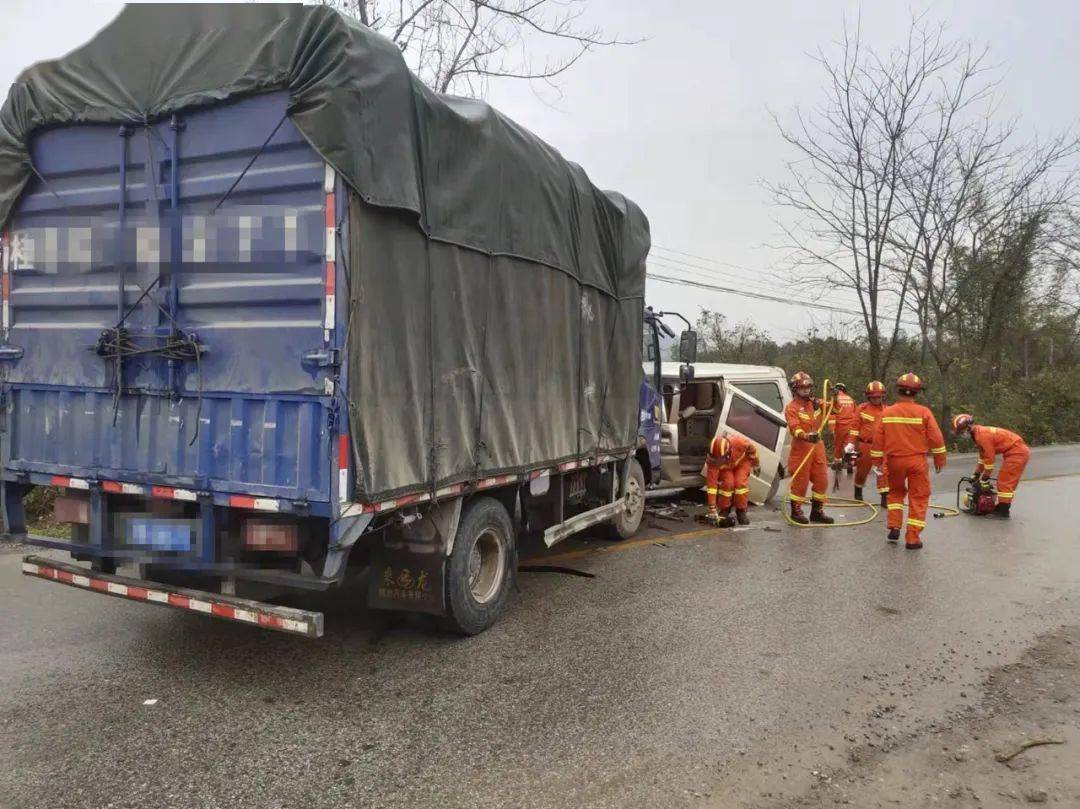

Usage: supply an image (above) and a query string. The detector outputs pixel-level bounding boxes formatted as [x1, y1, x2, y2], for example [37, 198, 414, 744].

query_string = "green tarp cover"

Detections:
[0, 3, 649, 500]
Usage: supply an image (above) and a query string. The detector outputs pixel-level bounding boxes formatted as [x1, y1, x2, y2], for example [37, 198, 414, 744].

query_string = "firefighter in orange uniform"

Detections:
[783, 371, 834, 525]
[827, 382, 858, 470]
[848, 380, 890, 507]
[704, 433, 760, 527]
[950, 414, 1030, 517]
[871, 373, 947, 549]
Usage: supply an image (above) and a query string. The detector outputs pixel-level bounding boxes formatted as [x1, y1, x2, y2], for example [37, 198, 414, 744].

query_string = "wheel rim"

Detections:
[624, 474, 643, 524]
[467, 528, 506, 605]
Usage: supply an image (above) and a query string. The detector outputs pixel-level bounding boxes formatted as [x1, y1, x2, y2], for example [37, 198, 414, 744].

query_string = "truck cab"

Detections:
[639, 307, 790, 504]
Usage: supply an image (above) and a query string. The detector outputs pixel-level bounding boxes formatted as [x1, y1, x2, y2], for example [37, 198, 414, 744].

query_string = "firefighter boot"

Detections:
[717, 508, 736, 528]
[735, 509, 750, 526]
[880, 492, 888, 508]
[905, 539, 924, 550]
[887, 528, 900, 543]
[993, 502, 1011, 518]
[790, 502, 809, 525]
[809, 502, 835, 525]
[854, 485, 864, 502]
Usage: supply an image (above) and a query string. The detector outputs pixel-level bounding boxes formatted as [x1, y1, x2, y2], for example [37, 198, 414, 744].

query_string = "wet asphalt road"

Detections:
[2, 445, 1079, 809]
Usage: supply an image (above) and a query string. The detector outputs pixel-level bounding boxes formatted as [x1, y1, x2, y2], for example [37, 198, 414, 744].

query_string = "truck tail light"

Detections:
[244, 520, 299, 553]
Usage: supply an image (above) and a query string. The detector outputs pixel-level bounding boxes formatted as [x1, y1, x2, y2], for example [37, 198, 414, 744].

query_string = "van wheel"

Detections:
[442, 497, 515, 636]
[610, 460, 646, 539]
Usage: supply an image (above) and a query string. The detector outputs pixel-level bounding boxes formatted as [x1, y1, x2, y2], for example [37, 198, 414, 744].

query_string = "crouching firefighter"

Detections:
[784, 372, 834, 525]
[704, 434, 760, 527]
[849, 380, 890, 507]
[951, 414, 1030, 517]
[872, 373, 947, 549]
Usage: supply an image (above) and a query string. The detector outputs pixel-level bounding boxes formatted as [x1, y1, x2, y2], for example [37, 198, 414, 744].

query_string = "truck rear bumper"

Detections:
[21, 555, 323, 638]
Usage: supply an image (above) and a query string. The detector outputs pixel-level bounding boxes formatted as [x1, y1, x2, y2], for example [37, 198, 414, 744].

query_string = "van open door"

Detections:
[717, 383, 789, 504]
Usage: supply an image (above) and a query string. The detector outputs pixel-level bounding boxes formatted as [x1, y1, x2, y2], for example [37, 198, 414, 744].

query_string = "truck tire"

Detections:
[442, 497, 516, 636]
[610, 459, 646, 540]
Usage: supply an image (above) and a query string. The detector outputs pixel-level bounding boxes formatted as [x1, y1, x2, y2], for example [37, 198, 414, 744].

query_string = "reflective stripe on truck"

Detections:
[21, 555, 323, 637]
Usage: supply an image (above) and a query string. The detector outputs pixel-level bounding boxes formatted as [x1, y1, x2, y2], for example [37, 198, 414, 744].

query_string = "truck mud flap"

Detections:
[367, 546, 446, 616]
[21, 555, 323, 638]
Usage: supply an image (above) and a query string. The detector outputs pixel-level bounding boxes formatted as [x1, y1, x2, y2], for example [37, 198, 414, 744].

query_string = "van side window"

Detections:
[732, 381, 783, 414]
[726, 393, 781, 450]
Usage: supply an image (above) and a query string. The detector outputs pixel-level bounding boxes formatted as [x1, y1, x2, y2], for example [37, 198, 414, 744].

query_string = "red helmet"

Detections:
[951, 413, 973, 433]
[865, 380, 886, 397]
[709, 436, 732, 462]
[789, 371, 814, 392]
[896, 372, 923, 393]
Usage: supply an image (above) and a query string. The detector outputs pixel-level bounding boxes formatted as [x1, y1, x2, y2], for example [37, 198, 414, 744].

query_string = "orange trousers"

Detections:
[886, 454, 930, 543]
[854, 447, 889, 495]
[707, 459, 753, 511]
[788, 441, 829, 505]
[996, 444, 1030, 503]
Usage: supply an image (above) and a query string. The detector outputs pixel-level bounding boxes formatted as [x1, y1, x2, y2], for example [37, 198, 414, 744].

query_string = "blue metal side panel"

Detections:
[1, 92, 335, 503]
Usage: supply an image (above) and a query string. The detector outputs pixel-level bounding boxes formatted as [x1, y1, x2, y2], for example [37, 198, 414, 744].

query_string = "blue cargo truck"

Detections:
[0, 5, 677, 636]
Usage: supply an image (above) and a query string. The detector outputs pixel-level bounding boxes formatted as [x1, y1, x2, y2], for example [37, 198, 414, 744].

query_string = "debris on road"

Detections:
[994, 738, 1065, 763]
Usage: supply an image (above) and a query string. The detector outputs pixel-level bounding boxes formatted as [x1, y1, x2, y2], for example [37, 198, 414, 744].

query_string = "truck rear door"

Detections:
[1, 91, 336, 507]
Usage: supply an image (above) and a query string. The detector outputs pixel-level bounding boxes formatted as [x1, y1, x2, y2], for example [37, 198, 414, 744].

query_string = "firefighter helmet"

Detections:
[951, 413, 974, 434]
[896, 372, 923, 394]
[789, 371, 814, 392]
[865, 380, 886, 397]
[833, 382, 848, 392]
[708, 435, 732, 463]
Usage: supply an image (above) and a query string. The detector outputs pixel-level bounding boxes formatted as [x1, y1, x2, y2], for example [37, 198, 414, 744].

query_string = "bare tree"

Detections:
[319, 1, 639, 96]
[769, 15, 969, 378]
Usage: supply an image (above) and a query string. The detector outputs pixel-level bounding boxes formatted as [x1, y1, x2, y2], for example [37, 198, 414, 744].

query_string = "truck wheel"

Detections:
[442, 497, 515, 636]
[610, 460, 646, 540]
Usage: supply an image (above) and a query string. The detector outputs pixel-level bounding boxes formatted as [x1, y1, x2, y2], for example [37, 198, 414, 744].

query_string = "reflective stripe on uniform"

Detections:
[980, 460, 995, 469]
[798, 412, 812, 420]
[930, 446, 947, 454]
[870, 450, 884, 458]
[734, 487, 749, 495]
[850, 430, 860, 437]
[717, 489, 733, 497]
[705, 487, 718, 495]
[794, 429, 806, 438]
[789, 493, 807, 503]
[882, 416, 923, 424]
[887, 503, 904, 510]
[878, 486, 890, 493]
[811, 491, 827, 502]
[861, 412, 875, 421]
[907, 518, 926, 528]
[998, 490, 1014, 501]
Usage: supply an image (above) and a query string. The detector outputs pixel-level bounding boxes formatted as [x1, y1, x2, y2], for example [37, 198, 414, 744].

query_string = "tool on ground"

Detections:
[956, 475, 998, 516]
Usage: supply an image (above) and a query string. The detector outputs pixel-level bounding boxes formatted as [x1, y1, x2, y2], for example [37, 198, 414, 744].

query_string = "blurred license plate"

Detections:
[125, 518, 194, 552]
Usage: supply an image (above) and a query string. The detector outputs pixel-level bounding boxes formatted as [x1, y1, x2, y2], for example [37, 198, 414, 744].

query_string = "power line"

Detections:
[647, 271, 922, 329]
[649, 244, 867, 310]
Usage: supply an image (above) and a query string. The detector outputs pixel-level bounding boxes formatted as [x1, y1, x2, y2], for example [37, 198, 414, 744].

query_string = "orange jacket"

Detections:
[847, 401, 886, 445]
[707, 433, 759, 470]
[872, 399, 947, 465]
[827, 391, 857, 436]
[972, 425, 1026, 472]
[785, 396, 824, 443]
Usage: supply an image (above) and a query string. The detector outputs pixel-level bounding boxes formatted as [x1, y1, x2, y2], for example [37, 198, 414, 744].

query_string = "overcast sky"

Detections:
[2, 1, 1076, 341]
